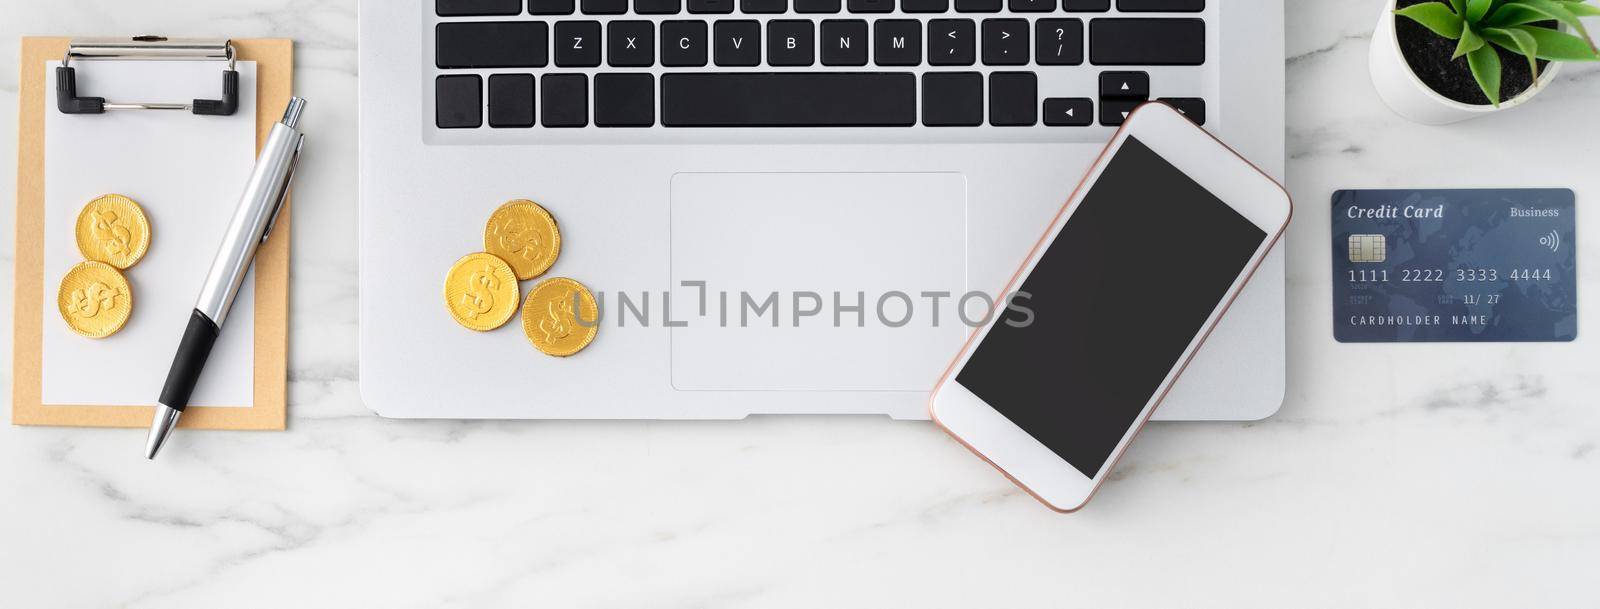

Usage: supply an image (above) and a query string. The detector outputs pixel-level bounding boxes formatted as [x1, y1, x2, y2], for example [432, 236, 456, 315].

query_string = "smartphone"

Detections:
[928, 102, 1292, 513]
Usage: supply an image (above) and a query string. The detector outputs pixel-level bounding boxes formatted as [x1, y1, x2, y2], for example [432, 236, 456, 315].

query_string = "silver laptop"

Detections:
[357, 0, 1286, 421]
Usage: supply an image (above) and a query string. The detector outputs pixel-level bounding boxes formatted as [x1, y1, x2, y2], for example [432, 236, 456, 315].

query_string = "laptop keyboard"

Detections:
[429, 0, 1212, 136]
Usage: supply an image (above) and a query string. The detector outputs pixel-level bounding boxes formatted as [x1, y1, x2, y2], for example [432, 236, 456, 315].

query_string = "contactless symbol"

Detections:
[1348, 234, 1387, 263]
[1539, 230, 1561, 253]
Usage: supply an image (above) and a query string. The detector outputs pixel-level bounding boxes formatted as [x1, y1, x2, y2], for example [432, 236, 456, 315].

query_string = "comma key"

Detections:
[929, 19, 976, 66]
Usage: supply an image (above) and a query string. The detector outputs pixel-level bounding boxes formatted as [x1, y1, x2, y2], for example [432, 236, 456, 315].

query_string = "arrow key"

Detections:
[1098, 71, 1148, 99]
[1159, 97, 1205, 125]
[1099, 97, 1140, 126]
[1043, 97, 1093, 126]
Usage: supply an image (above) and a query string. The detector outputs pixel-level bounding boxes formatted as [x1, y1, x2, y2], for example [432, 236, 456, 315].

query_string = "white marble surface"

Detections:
[3, 1, 1598, 607]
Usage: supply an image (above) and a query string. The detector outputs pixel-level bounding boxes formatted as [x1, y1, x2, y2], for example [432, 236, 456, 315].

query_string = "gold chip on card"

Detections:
[1348, 234, 1386, 263]
[75, 194, 152, 270]
[58, 261, 134, 338]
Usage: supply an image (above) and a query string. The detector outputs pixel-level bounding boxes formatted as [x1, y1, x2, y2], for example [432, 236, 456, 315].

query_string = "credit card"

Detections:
[1332, 189, 1577, 342]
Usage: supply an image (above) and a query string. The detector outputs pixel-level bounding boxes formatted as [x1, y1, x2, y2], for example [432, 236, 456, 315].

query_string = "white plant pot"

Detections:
[1369, 0, 1562, 125]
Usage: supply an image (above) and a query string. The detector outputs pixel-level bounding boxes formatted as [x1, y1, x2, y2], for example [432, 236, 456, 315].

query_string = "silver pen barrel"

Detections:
[194, 97, 305, 325]
[149, 98, 305, 459]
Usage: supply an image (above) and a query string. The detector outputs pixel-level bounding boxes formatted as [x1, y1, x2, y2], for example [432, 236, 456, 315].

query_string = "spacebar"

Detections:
[662, 73, 916, 127]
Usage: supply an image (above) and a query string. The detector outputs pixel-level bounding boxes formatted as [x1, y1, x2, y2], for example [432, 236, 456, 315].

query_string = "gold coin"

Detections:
[75, 194, 152, 270]
[484, 199, 562, 280]
[521, 277, 599, 357]
[58, 261, 134, 339]
[444, 252, 521, 331]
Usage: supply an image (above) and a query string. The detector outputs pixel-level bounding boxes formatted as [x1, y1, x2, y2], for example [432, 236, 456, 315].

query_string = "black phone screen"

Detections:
[955, 136, 1268, 478]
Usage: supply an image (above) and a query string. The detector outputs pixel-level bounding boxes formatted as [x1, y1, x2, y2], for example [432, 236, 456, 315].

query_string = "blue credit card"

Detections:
[1332, 189, 1577, 342]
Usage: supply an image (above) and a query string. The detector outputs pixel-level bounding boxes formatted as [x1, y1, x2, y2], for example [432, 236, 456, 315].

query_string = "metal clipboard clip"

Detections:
[57, 36, 239, 116]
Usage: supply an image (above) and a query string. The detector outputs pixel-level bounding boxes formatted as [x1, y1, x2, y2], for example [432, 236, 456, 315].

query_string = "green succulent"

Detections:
[1396, 0, 1600, 105]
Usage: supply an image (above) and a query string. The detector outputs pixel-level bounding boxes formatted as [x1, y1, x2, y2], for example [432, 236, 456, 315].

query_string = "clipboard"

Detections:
[12, 37, 292, 430]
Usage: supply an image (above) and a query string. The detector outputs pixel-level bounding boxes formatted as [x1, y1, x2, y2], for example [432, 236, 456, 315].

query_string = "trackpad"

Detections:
[670, 172, 968, 391]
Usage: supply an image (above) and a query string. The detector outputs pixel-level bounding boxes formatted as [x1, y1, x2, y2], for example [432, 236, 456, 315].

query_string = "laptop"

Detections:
[357, 0, 1286, 421]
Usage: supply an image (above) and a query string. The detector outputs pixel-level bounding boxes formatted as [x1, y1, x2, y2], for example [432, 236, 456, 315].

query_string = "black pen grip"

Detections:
[159, 310, 221, 413]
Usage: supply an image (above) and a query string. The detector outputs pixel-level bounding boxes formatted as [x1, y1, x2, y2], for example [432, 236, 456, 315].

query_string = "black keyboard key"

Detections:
[874, 20, 922, 66]
[989, 71, 1036, 126]
[1160, 97, 1205, 124]
[689, 0, 735, 13]
[609, 21, 655, 66]
[542, 73, 589, 127]
[768, 20, 815, 66]
[583, 0, 628, 13]
[661, 73, 915, 126]
[795, 0, 841, 11]
[595, 74, 655, 127]
[715, 20, 762, 66]
[1099, 71, 1148, 98]
[742, 0, 787, 12]
[530, 0, 575, 13]
[982, 19, 1028, 65]
[1009, 0, 1053, 11]
[821, 20, 869, 65]
[849, 0, 895, 12]
[1100, 97, 1139, 125]
[1119, 0, 1203, 11]
[1063, 0, 1108, 9]
[436, 22, 549, 68]
[921, 72, 982, 126]
[635, 0, 681, 13]
[488, 74, 535, 127]
[1090, 18, 1204, 65]
[1035, 19, 1083, 65]
[928, 19, 976, 66]
[438, 0, 522, 15]
[1043, 97, 1093, 126]
[956, 0, 1001, 12]
[555, 21, 602, 67]
[435, 75, 483, 128]
[662, 20, 710, 66]
[901, 0, 949, 11]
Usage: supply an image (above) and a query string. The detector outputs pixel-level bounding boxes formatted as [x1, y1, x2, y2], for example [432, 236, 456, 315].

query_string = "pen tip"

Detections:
[145, 404, 181, 460]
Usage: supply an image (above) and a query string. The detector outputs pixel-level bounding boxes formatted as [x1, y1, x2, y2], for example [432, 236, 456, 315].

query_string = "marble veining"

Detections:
[3, 0, 1599, 607]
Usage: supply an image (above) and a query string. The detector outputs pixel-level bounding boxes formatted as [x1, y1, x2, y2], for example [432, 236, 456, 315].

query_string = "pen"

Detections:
[146, 97, 306, 459]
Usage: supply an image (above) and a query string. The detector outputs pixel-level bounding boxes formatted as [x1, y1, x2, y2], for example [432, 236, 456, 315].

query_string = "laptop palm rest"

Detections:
[669, 172, 968, 391]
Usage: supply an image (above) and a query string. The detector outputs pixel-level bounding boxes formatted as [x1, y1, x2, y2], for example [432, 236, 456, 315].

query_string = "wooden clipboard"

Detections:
[11, 37, 292, 429]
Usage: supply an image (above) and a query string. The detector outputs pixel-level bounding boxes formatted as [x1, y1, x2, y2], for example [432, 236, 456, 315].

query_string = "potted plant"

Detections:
[1370, 0, 1600, 124]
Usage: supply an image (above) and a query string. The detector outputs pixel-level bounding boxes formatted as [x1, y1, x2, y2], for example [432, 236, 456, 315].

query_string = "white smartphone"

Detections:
[928, 102, 1292, 513]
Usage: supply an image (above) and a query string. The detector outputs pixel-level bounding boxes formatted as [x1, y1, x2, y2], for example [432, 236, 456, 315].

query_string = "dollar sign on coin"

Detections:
[462, 265, 500, 320]
[58, 261, 134, 338]
[485, 199, 561, 280]
[444, 253, 520, 331]
[539, 292, 574, 342]
[522, 277, 598, 357]
[75, 194, 151, 270]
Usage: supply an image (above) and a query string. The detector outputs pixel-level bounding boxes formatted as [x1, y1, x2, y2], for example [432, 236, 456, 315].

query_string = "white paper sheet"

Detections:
[42, 60, 258, 407]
